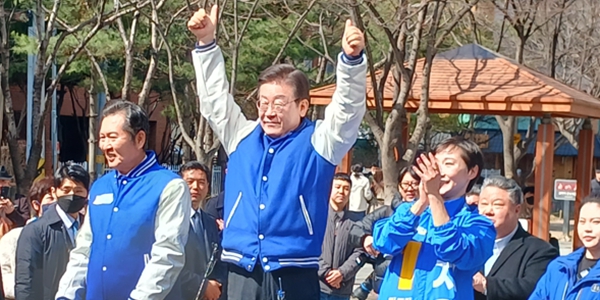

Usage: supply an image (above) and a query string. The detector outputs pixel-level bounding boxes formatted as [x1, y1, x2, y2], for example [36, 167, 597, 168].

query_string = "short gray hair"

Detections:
[481, 175, 523, 205]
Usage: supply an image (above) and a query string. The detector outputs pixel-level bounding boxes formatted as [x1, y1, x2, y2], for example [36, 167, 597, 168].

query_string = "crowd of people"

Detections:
[0, 4, 600, 300]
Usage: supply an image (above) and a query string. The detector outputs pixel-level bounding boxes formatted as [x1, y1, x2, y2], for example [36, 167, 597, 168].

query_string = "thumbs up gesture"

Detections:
[187, 5, 219, 45]
[342, 19, 365, 57]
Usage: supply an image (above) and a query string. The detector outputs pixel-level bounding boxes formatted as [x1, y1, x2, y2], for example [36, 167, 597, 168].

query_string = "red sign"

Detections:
[554, 179, 577, 201]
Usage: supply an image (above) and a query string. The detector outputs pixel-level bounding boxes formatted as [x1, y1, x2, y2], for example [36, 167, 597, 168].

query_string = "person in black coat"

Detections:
[170, 162, 227, 300]
[205, 191, 224, 231]
[473, 176, 559, 300]
[349, 166, 420, 299]
[14, 165, 90, 300]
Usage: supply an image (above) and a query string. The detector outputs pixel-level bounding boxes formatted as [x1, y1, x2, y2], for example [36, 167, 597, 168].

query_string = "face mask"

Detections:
[526, 196, 534, 205]
[57, 195, 88, 214]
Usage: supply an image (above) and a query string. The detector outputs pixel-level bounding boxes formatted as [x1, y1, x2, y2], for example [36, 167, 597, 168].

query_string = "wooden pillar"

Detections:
[336, 148, 353, 173]
[532, 115, 554, 241]
[574, 119, 594, 250]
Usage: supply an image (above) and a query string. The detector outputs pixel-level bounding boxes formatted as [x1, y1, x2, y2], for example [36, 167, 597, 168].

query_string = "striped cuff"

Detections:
[341, 50, 364, 66]
[194, 40, 217, 52]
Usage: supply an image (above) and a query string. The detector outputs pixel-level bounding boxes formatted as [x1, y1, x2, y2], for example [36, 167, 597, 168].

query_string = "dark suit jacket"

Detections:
[474, 225, 559, 300]
[173, 210, 227, 300]
[15, 203, 76, 300]
[205, 192, 224, 221]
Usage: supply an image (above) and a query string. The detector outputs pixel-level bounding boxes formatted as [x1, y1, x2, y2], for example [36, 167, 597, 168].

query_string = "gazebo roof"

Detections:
[310, 44, 600, 118]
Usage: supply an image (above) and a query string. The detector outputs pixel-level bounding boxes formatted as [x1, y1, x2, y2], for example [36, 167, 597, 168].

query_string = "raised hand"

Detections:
[187, 5, 218, 45]
[342, 19, 365, 57]
[413, 153, 442, 196]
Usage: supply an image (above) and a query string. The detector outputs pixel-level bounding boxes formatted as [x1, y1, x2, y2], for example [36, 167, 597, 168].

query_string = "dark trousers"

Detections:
[227, 263, 319, 300]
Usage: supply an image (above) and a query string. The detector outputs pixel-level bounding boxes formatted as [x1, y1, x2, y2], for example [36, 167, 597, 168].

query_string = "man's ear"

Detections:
[135, 131, 146, 149]
[468, 165, 479, 181]
[298, 99, 310, 118]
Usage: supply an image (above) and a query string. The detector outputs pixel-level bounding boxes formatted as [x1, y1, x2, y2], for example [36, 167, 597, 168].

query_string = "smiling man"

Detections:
[474, 176, 558, 300]
[56, 100, 191, 300]
[187, 5, 367, 300]
[372, 136, 496, 300]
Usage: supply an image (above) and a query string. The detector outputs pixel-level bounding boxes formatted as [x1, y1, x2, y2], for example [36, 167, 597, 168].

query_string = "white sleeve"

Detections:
[0, 228, 19, 299]
[363, 180, 374, 201]
[312, 52, 367, 165]
[129, 178, 191, 300]
[56, 208, 93, 299]
[191, 42, 258, 155]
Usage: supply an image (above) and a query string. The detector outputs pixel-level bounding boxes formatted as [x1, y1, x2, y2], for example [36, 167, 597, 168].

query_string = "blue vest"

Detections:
[86, 152, 181, 299]
[221, 118, 336, 272]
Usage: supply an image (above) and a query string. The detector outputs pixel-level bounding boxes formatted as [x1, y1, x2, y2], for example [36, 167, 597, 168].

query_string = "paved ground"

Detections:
[349, 218, 575, 300]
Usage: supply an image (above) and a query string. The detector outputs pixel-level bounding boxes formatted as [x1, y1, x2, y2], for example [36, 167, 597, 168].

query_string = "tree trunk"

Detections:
[380, 115, 402, 205]
[87, 76, 98, 181]
[497, 116, 516, 179]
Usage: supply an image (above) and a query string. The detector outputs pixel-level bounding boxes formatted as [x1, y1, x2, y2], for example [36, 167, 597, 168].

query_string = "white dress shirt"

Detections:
[484, 224, 519, 276]
[55, 205, 80, 245]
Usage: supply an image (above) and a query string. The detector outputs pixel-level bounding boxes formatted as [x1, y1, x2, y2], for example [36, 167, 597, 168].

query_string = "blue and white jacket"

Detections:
[372, 197, 496, 300]
[192, 42, 367, 272]
[55, 152, 192, 300]
[530, 247, 600, 300]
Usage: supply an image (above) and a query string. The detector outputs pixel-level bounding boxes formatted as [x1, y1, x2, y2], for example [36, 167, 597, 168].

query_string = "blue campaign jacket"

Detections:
[372, 197, 495, 300]
[530, 247, 600, 300]
[221, 118, 337, 272]
[85, 152, 182, 299]
[192, 44, 367, 273]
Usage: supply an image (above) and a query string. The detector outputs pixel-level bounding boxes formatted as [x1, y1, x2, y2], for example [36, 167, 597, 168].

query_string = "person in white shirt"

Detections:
[349, 164, 373, 219]
[0, 177, 55, 299]
[473, 176, 558, 300]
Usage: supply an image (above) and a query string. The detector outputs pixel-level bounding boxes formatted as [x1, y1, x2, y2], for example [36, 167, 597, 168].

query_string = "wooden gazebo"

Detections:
[310, 43, 600, 250]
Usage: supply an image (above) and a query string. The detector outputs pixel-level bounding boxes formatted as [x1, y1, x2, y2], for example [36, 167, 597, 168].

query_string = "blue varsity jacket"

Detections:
[192, 42, 367, 272]
[373, 197, 496, 300]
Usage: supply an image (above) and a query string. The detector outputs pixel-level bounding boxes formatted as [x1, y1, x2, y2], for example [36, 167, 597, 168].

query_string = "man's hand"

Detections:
[472, 272, 487, 294]
[325, 270, 343, 289]
[203, 280, 222, 300]
[342, 19, 365, 57]
[363, 235, 379, 257]
[215, 219, 224, 231]
[0, 198, 15, 214]
[188, 5, 218, 46]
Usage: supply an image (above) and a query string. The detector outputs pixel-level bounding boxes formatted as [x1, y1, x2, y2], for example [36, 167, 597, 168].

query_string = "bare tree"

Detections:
[115, 3, 141, 101]
[2, 0, 151, 193]
[355, 0, 480, 203]
[487, 0, 565, 179]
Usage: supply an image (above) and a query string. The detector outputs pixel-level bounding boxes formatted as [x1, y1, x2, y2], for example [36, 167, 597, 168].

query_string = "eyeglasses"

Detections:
[400, 182, 419, 190]
[256, 98, 298, 113]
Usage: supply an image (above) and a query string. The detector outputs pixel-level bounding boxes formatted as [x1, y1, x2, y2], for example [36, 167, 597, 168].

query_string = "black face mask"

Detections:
[526, 196, 534, 205]
[57, 195, 88, 214]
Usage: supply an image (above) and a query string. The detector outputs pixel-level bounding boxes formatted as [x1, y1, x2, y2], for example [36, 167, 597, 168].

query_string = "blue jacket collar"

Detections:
[116, 151, 158, 178]
[444, 196, 468, 218]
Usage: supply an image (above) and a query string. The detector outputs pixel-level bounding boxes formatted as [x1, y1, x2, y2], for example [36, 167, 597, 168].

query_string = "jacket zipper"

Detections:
[561, 281, 568, 300]
[225, 192, 242, 228]
[299, 195, 314, 235]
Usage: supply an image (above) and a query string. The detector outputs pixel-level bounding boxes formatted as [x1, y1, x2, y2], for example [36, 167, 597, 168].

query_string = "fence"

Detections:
[56, 161, 222, 195]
